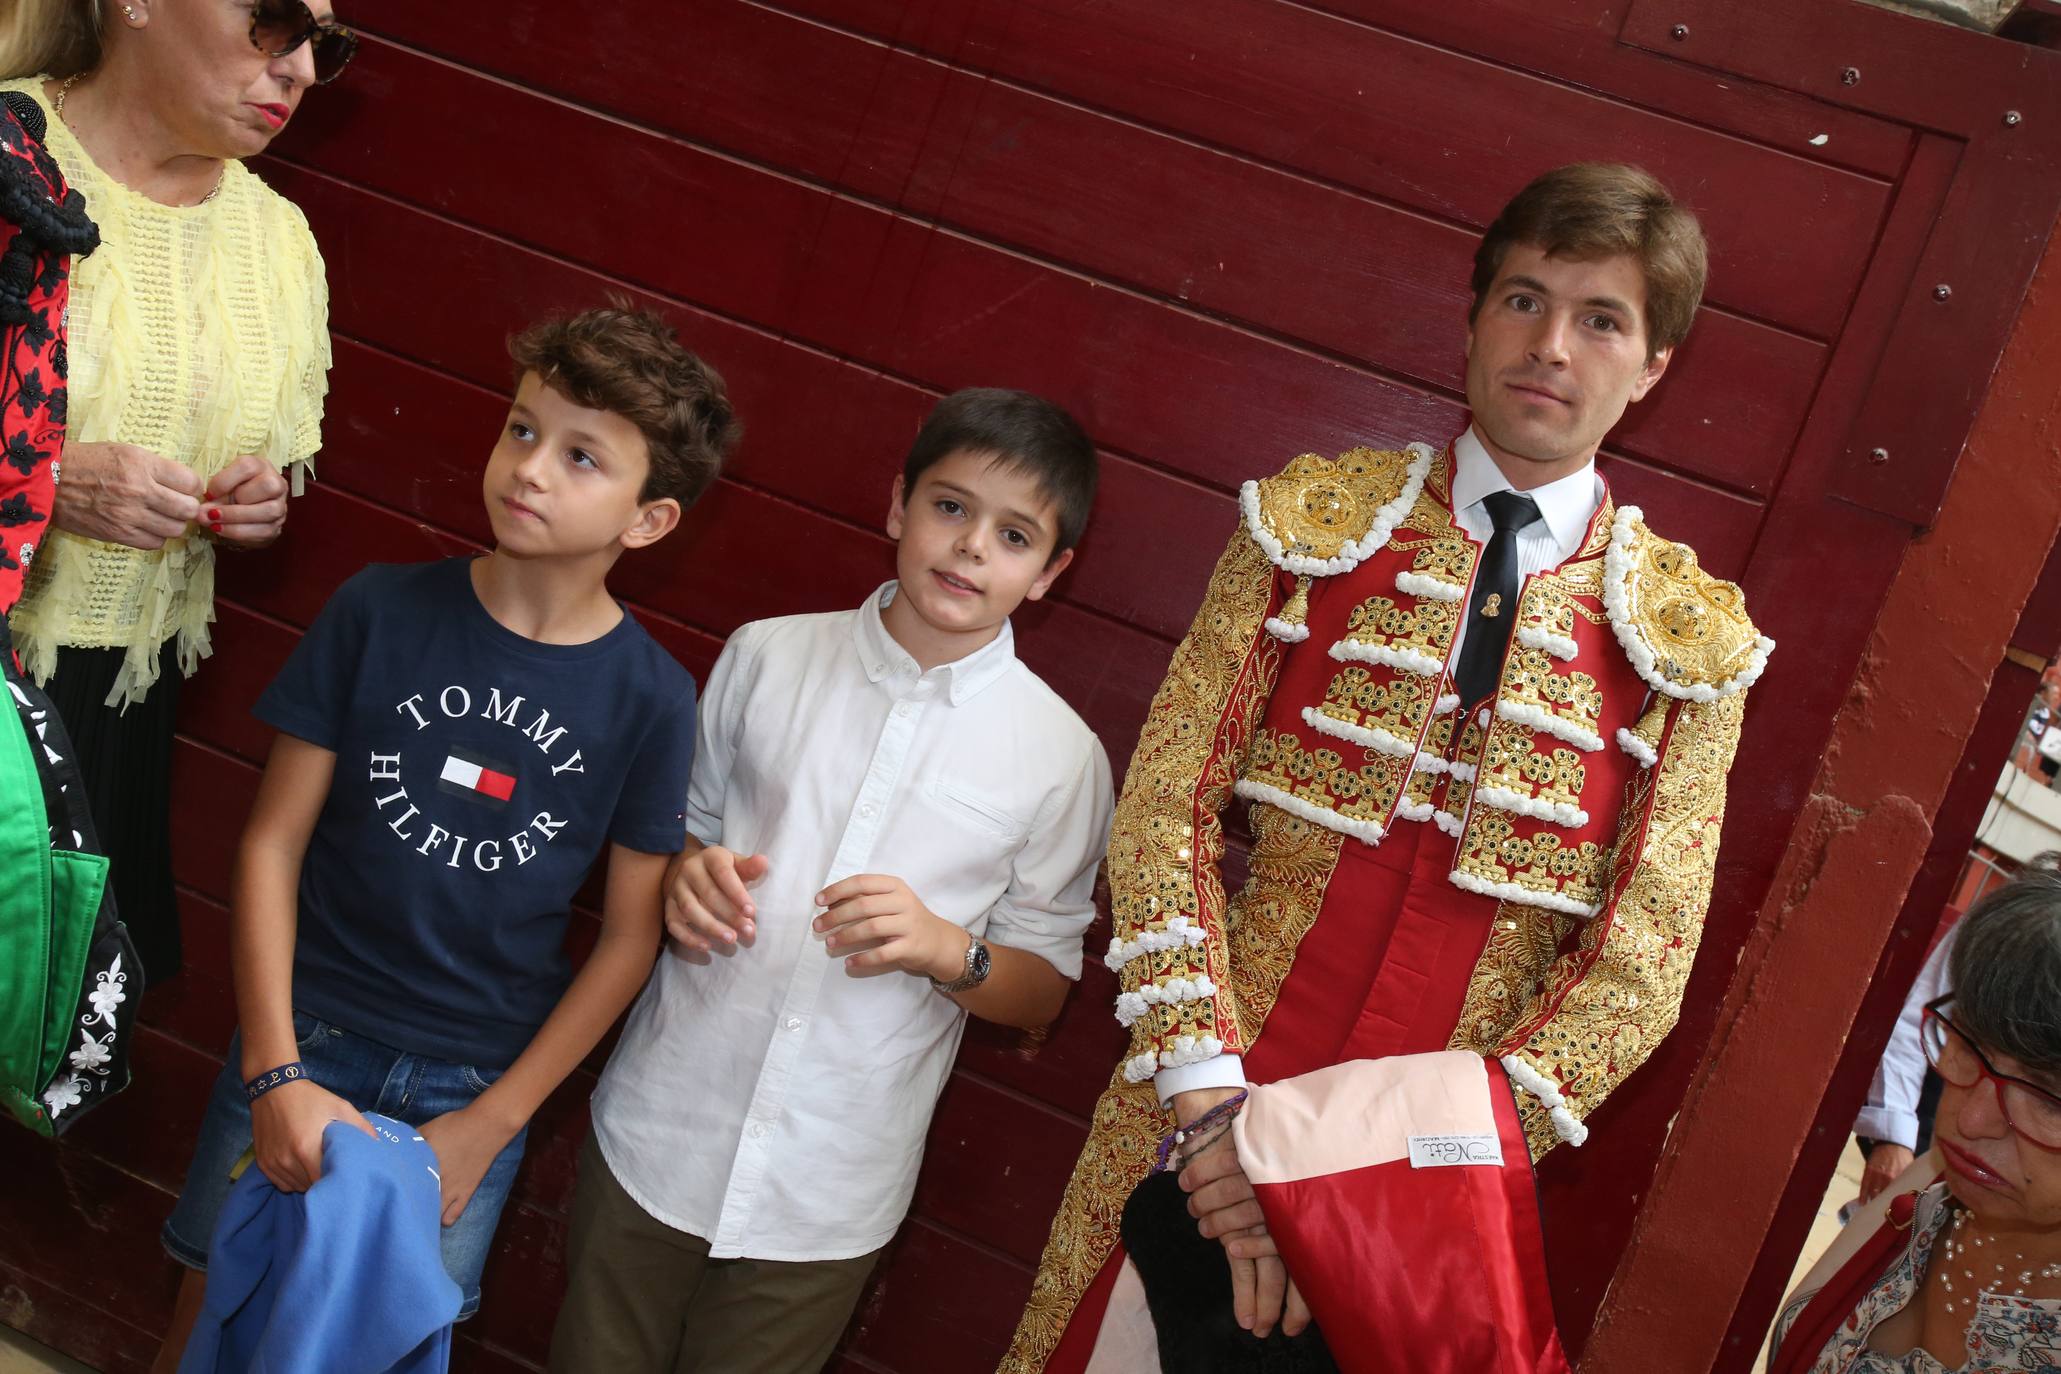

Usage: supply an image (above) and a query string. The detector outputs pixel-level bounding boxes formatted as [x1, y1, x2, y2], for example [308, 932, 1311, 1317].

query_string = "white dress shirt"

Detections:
[592, 584, 1113, 1260]
[1855, 925, 1959, 1150]
[1153, 425, 1604, 1103]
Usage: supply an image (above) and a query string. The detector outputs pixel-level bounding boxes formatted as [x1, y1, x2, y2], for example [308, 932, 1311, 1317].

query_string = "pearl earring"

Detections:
[121, 5, 139, 20]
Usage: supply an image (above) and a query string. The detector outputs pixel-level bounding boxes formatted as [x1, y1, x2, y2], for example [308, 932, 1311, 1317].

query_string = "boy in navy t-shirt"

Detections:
[153, 304, 740, 1365]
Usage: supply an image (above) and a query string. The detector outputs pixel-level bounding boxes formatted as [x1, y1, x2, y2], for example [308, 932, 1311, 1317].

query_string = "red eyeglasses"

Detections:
[249, 0, 357, 86]
[1921, 996, 2061, 1152]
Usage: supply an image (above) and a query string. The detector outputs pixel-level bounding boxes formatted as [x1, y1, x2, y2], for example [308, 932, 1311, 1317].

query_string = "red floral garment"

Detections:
[0, 91, 98, 617]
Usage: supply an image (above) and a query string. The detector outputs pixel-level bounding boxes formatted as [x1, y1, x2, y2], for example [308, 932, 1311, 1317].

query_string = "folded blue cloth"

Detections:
[180, 1112, 461, 1373]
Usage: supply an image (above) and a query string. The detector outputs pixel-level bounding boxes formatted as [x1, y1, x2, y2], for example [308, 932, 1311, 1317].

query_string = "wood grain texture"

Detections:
[11, 0, 2057, 1369]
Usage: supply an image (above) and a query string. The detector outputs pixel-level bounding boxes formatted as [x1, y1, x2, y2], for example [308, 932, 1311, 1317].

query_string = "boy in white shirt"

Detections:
[552, 388, 1115, 1373]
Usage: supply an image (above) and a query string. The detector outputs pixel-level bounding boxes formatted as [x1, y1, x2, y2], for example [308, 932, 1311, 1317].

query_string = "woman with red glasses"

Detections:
[1770, 857, 2061, 1373]
[0, 0, 349, 989]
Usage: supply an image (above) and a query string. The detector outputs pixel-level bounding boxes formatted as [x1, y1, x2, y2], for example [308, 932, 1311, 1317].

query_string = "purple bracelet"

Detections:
[1154, 1089, 1248, 1172]
[244, 1062, 307, 1103]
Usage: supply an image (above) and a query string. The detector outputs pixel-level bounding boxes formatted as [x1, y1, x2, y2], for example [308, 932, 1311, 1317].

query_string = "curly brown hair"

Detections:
[508, 302, 740, 506]
[1470, 163, 1709, 361]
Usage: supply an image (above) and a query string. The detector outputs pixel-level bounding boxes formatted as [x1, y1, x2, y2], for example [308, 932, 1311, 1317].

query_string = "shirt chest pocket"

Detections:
[924, 778, 1032, 850]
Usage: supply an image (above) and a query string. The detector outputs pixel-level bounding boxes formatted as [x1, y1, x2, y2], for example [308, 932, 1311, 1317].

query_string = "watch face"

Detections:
[970, 939, 992, 980]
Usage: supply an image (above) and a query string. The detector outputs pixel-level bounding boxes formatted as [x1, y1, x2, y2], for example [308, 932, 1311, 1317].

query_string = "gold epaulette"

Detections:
[1239, 443, 1435, 641]
[1603, 507, 1773, 701]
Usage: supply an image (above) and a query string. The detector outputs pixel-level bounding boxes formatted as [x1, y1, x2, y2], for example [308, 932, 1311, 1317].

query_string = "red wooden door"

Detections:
[6, 3, 2059, 1372]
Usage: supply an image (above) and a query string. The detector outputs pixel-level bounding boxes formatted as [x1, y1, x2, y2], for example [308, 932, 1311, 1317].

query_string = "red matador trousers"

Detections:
[1045, 813, 1580, 1372]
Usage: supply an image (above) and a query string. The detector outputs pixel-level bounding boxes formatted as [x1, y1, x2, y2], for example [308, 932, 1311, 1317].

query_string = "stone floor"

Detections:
[0, 1325, 92, 1374]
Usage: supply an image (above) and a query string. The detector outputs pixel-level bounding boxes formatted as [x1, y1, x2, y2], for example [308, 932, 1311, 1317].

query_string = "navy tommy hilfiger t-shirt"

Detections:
[256, 559, 696, 1069]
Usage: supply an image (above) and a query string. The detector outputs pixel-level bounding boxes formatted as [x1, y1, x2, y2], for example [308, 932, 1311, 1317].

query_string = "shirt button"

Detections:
[785, 1017, 802, 1031]
[748, 1122, 768, 1139]
[860, 802, 878, 819]
[894, 703, 912, 718]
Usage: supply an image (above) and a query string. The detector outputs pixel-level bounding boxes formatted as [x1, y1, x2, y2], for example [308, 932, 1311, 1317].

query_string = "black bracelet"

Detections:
[244, 1062, 307, 1103]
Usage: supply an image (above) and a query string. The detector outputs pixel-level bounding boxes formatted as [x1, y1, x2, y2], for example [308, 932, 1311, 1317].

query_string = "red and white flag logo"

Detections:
[440, 753, 516, 802]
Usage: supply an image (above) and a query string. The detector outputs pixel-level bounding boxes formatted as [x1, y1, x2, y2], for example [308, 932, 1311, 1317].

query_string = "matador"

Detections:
[1005, 163, 1773, 1371]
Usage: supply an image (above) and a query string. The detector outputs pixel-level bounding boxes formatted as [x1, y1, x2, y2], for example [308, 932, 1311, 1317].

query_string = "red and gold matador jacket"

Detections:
[1002, 440, 1770, 1372]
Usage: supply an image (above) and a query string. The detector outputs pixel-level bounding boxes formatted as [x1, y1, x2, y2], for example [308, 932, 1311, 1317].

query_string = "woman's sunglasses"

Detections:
[249, 0, 357, 86]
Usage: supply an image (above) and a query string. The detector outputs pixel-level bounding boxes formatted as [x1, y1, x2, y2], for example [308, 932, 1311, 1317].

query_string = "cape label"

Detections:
[1407, 1133, 1505, 1169]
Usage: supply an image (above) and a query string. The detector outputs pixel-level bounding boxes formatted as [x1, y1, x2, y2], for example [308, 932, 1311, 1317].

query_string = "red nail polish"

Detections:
[207, 507, 222, 521]
[210, 522, 223, 534]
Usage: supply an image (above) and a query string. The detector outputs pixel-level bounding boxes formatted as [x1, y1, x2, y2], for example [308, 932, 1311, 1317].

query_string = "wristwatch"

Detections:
[933, 934, 992, 993]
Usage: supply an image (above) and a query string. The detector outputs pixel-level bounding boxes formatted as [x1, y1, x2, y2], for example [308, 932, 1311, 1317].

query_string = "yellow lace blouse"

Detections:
[4, 76, 331, 709]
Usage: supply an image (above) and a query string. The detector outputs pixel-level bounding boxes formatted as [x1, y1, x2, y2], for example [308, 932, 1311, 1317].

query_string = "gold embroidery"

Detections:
[1454, 804, 1607, 907]
[1501, 647, 1605, 747]
[1308, 664, 1438, 749]
[1275, 574, 1313, 634]
[1340, 593, 1461, 663]
[1613, 517, 1766, 691]
[1227, 806, 1348, 1052]
[1106, 531, 1280, 1062]
[1448, 903, 1579, 1056]
[1396, 533, 1476, 594]
[1402, 713, 1458, 814]
[1243, 726, 1407, 833]
[1625, 693, 1671, 757]
[1477, 715, 1588, 812]
[1487, 692, 1746, 1156]
[1578, 494, 1617, 559]
[1001, 1073, 1166, 1374]
[1445, 715, 1487, 818]
[1003, 807, 1347, 1374]
[1251, 448, 1418, 564]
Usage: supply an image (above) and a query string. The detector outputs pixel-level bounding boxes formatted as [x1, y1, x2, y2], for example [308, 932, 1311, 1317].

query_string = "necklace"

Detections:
[51, 72, 223, 207]
[1936, 1204, 2061, 1315]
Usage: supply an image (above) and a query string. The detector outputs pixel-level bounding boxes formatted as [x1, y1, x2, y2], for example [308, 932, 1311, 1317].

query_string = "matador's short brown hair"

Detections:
[509, 302, 741, 507]
[1470, 163, 1709, 360]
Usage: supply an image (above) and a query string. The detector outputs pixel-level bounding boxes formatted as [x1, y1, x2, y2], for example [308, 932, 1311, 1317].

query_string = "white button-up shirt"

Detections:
[592, 584, 1113, 1260]
[1154, 424, 1604, 1102]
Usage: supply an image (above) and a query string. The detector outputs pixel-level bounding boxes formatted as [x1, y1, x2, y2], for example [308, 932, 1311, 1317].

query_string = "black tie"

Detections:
[1454, 490, 1543, 708]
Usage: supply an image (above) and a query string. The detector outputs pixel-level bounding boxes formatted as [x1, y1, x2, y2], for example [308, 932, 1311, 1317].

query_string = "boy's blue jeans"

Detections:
[162, 1011, 528, 1319]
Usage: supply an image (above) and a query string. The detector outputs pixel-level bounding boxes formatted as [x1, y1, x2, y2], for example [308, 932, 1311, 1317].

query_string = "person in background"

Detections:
[1853, 922, 1957, 1208]
[0, 0, 348, 983]
[1769, 856, 2061, 1373]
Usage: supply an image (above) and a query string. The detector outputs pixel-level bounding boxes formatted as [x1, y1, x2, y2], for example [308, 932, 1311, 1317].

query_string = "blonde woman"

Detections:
[0, 0, 347, 983]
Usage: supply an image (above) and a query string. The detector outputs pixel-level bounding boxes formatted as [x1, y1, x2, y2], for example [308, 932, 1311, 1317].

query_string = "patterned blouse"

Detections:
[1772, 1182, 2061, 1372]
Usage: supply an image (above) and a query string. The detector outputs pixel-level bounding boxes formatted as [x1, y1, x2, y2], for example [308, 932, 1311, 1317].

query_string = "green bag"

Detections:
[1, 628, 139, 1137]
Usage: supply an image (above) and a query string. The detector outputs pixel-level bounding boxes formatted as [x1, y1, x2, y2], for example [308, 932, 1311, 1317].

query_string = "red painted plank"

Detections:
[0, 1118, 181, 1338]
[177, 599, 296, 765]
[320, 332, 1244, 645]
[273, 45, 1801, 496]
[1300, 0, 1916, 176]
[55, 1029, 220, 1196]
[168, 739, 258, 907]
[140, 892, 241, 1057]
[912, 1074, 1094, 1266]
[358, 0, 1884, 341]
[840, 1220, 1029, 1373]
[0, 1258, 160, 1374]
[468, 1201, 567, 1362]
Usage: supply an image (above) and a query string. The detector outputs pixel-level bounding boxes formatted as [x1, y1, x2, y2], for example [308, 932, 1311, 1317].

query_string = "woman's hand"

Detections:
[205, 455, 290, 548]
[49, 440, 203, 548]
[248, 1079, 377, 1193]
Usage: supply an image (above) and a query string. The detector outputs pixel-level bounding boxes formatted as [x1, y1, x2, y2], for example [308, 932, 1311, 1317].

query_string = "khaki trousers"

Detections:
[549, 1128, 882, 1374]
